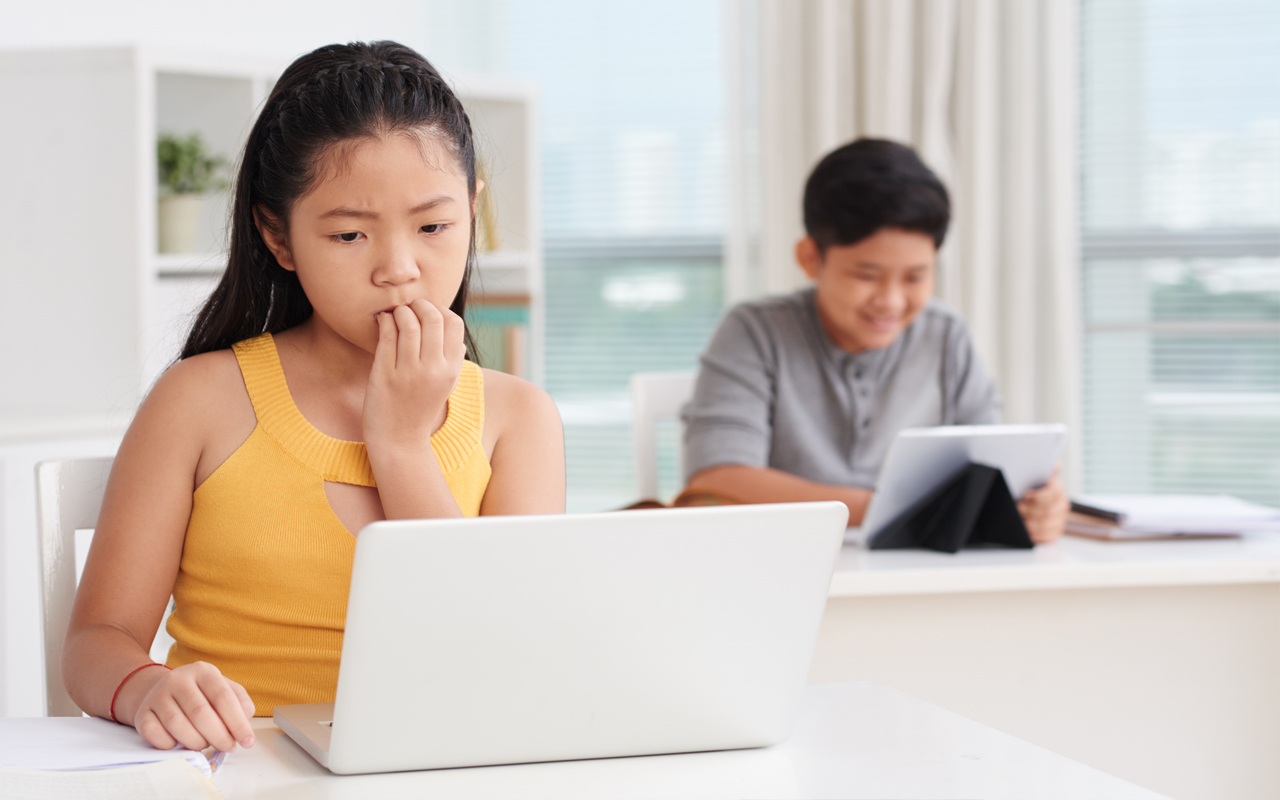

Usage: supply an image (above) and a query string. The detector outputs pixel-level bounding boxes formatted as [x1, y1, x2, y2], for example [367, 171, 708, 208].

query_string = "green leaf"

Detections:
[157, 132, 228, 195]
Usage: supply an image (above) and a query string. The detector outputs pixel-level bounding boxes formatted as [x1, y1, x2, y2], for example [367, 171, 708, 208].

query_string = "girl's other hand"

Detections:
[364, 299, 465, 449]
[1017, 466, 1069, 544]
[125, 662, 255, 752]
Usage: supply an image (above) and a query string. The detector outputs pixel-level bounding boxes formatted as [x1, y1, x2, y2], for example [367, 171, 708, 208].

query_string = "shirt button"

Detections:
[855, 370, 863, 379]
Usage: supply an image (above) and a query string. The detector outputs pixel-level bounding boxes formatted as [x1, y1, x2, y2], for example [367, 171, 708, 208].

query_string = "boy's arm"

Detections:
[945, 315, 1002, 424]
[681, 308, 777, 486]
[686, 464, 871, 527]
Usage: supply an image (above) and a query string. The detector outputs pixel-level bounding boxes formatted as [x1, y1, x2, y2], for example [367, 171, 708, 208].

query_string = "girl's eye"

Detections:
[420, 224, 445, 234]
[335, 232, 362, 243]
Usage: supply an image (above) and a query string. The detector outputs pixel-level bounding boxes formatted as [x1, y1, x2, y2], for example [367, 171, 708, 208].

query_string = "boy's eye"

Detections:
[335, 232, 362, 243]
[421, 224, 444, 234]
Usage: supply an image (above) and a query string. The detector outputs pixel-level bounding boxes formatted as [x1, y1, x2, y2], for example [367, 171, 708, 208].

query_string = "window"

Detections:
[454, 0, 728, 511]
[1080, 0, 1280, 505]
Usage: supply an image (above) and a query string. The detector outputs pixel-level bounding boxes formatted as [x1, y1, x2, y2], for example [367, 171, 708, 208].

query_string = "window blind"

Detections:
[1080, 0, 1280, 505]
[503, 0, 727, 510]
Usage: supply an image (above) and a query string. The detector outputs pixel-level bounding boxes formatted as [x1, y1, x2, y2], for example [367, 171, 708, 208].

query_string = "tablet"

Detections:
[848, 424, 1068, 546]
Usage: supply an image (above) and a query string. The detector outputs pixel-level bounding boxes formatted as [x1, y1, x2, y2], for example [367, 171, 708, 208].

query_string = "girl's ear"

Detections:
[795, 236, 823, 281]
[254, 206, 296, 272]
[471, 178, 485, 219]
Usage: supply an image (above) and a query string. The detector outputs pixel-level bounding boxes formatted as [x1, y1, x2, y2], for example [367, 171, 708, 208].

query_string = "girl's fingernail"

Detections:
[241, 735, 255, 747]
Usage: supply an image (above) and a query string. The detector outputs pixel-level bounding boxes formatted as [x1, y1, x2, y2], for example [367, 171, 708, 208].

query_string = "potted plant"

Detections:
[156, 133, 227, 254]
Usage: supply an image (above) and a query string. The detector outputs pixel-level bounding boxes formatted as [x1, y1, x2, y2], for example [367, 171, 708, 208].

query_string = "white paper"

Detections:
[0, 718, 211, 778]
[1076, 494, 1280, 534]
[0, 757, 220, 800]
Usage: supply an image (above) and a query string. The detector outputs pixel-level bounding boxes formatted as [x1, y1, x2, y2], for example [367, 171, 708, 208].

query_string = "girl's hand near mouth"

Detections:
[362, 298, 466, 520]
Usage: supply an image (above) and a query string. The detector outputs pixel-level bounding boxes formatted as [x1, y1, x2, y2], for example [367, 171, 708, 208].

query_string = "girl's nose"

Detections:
[371, 241, 421, 286]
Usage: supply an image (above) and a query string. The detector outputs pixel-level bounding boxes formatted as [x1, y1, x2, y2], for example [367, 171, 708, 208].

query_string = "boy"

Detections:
[681, 139, 1067, 542]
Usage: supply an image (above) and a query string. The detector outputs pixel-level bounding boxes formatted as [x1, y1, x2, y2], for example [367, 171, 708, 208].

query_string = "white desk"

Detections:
[812, 534, 1280, 800]
[207, 682, 1160, 799]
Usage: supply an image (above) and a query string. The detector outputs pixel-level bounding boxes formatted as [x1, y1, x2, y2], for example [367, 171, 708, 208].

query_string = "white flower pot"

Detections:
[157, 194, 204, 254]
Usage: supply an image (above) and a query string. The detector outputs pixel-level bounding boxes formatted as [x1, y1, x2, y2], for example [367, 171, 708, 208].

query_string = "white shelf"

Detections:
[476, 249, 530, 270]
[152, 252, 226, 276]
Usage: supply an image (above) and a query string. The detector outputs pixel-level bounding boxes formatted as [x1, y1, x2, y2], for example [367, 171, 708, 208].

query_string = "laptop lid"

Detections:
[313, 501, 846, 774]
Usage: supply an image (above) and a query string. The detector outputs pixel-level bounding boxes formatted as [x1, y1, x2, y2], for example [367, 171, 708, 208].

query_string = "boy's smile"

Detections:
[795, 227, 937, 354]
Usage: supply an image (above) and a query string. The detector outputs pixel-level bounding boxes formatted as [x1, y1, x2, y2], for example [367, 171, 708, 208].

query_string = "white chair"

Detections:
[629, 371, 697, 501]
[36, 457, 114, 716]
[36, 457, 178, 717]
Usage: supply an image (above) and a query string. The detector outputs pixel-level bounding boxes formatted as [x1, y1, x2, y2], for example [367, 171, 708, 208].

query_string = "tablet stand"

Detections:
[868, 463, 1033, 553]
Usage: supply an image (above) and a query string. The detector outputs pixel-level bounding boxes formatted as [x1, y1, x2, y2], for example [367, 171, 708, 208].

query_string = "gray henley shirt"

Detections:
[681, 288, 1001, 488]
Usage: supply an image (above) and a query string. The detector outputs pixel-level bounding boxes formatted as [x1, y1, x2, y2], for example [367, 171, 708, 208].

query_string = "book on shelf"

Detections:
[469, 298, 529, 379]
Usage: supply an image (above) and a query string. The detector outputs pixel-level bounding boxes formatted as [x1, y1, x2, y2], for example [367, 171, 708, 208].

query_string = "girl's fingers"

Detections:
[228, 680, 257, 735]
[197, 673, 255, 749]
[374, 311, 397, 371]
[441, 307, 466, 362]
[173, 684, 237, 752]
[410, 299, 444, 363]
[135, 708, 179, 750]
[154, 695, 211, 752]
[393, 304, 422, 365]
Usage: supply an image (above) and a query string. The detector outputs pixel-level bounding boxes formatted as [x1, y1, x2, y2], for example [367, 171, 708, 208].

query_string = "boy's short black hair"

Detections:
[803, 138, 950, 252]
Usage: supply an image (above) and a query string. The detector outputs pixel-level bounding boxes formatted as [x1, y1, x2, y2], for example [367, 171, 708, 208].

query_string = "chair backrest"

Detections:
[35, 457, 113, 716]
[629, 371, 697, 501]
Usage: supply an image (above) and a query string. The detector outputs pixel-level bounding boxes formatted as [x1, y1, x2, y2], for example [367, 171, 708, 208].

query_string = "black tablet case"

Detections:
[868, 463, 1034, 553]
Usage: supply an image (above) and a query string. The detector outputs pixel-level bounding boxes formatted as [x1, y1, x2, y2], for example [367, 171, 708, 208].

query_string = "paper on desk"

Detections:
[0, 717, 212, 777]
[0, 757, 220, 800]
[1074, 494, 1280, 534]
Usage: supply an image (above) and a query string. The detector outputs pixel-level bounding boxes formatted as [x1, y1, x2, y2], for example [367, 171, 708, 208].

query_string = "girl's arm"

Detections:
[62, 354, 255, 751]
[479, 369, 566, 515]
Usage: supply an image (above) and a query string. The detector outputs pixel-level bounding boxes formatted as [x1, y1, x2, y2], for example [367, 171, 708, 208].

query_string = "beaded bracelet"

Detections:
[109, 663, 171, 724]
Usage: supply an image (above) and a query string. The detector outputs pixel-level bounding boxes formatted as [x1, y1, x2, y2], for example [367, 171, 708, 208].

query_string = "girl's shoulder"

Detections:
[478, 367, 561, 451]
[151, 348, 247, 414]
[136, 349, 255, 475]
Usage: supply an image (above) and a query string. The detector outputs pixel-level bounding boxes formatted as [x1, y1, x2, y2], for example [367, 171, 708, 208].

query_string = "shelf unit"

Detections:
[0, 46, 543, 437]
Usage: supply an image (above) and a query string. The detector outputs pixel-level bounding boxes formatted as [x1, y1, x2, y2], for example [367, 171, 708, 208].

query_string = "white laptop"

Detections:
[849, 424, 1068, 545]
[273, 501, 848, 775]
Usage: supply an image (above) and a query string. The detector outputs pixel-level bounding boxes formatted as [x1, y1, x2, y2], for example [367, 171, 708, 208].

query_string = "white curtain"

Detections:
[735, 0, 1082, 488]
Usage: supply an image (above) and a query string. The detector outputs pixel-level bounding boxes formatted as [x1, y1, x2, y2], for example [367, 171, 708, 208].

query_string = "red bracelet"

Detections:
[109, 663, 171, 724]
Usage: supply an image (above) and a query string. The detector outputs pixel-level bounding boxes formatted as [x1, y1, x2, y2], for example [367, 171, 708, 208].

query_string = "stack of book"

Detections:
[1067, 494, 1280, 541]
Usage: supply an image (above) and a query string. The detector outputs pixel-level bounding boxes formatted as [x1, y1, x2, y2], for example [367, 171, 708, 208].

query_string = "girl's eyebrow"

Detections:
[318, 195, 457, 220]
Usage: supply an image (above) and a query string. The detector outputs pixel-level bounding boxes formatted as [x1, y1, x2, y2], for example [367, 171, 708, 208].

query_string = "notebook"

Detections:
[0, 717, 220, 800]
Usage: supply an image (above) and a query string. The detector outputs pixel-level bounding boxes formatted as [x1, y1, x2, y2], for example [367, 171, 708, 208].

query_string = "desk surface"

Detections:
[831, 531, 1280, 596]
[209, 682, 1161, 800]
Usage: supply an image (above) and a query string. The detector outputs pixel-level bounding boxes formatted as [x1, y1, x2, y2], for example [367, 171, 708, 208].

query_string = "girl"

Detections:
[61, 41, 565, 753]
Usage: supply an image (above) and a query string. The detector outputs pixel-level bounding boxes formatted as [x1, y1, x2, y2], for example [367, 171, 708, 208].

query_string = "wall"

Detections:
[2, 0, 429, 64]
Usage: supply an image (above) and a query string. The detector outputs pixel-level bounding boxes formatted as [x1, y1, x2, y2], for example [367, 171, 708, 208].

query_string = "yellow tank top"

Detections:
[165, 332, 491, 715]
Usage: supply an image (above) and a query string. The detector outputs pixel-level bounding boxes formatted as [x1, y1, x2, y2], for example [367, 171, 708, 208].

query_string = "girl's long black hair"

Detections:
[181, 41, 479, 361]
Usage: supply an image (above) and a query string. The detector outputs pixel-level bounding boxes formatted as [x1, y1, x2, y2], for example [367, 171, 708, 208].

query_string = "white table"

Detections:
[208, 682, 1160, 799]
[811, 534, 1280, 800]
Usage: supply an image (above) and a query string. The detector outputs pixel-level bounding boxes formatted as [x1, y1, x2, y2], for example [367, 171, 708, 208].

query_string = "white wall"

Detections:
[2, 0, 430, 64]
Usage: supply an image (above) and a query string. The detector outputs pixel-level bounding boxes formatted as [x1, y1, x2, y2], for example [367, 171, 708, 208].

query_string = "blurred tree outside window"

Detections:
[1080, 0, 1280, 504]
